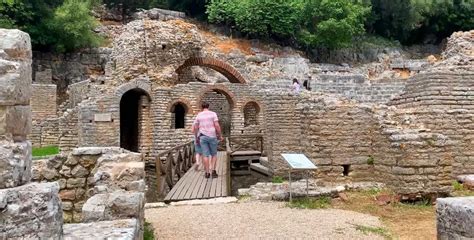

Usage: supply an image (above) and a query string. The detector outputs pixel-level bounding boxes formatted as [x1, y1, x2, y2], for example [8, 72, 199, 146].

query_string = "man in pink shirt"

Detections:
[193, 102, 224, 178]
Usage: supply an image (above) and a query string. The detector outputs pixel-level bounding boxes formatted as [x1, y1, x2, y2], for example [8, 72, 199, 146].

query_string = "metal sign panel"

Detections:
[282, 154, 317, 170]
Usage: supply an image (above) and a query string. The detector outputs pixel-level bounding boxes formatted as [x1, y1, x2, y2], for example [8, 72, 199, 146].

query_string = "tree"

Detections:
[168, 0, 207, 18]
[368, 0, 424, 43]
[49, 0, 102, 52]
[299, 0, 370, 49]
[207, 0, 304, 40]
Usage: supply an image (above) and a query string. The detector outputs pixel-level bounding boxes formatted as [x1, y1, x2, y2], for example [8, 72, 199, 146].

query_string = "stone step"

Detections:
[250, 163, 272, 176]
[259, 157, 271, 168]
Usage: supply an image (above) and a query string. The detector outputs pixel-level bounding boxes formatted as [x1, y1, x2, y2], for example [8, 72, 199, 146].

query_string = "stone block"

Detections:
[82, 191, 145, 224]
[0, 29, 32, 61]
[0, 105, 31, 140]
[437, 197, 474, 239]
[67, 178, 86, 188]
[71, 165, 89, 178]
[0, 182, 62, 239]
[0, 140, 31, 189]
[0, 60, 31, 106]
[63, 219, 140, 240]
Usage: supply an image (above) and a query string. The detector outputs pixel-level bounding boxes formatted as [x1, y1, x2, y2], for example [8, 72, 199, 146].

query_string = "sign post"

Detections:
[281, 154, 317, 202]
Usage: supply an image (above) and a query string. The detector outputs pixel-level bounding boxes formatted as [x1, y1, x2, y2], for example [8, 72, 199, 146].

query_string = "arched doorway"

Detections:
[120, 88, 151, 152]
[200, 89, 234, 143]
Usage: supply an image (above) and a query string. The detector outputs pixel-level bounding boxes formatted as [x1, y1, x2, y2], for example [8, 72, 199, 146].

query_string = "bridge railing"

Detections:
[155, 140, 194, 200]
[226, 134, 264, 154]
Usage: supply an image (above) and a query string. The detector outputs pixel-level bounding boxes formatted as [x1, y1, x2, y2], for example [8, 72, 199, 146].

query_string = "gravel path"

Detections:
[146, 201, 384, 239]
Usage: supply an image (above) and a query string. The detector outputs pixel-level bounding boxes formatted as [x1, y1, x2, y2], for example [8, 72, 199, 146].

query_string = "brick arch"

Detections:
[176, 57, 247, 84]
[241, 100, 264, 114]
[166, 98, 194, 115]
[116, 79, 152, 100]
[196, 85, 237, 109]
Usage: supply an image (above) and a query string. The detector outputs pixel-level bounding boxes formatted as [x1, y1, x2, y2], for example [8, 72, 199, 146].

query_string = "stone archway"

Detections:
[197, 86, 236, 144]
[176, 57, 247, 84]
[119, 88, 151, 152]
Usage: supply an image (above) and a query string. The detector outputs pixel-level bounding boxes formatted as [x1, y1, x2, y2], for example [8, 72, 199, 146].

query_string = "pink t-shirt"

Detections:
[194, 110, 219, 138]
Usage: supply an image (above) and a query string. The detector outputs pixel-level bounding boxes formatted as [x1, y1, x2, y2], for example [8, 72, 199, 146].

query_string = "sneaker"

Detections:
[212, 170, 218, 178]
[205, 173, 210, 178]
[194, 164, 200, 171]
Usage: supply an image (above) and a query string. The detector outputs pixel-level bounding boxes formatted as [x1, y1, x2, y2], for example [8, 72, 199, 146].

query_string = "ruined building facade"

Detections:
[26, 14, 474, 202]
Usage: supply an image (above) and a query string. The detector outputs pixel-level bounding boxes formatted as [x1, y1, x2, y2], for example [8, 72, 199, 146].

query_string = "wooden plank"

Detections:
[164, 164, 194, 201]
[191, 169, 206, 199]
[216, 152, 224, 197]
[209, 157, 220, 198]
[176, 167, 200, 200]
[231, 150, 262, 156]
[203, 177, 212, 199]
[196, 170, 208, 199]
[184, 167, 202, 200]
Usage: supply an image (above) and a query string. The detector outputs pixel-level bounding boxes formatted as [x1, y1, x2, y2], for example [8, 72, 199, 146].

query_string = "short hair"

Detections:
[293, 78, 299, 84]
[201, 102, 210, 109]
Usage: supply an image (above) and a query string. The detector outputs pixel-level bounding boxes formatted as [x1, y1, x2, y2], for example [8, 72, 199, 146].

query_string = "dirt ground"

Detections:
[331, 190, 437, 240]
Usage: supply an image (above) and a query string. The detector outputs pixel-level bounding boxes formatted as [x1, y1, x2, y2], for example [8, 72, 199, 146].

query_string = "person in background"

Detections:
[292, 78, 301, 94]
[193, 102, 223, 178]
[192, 116, 203, 171]
[303, 75, 312, 91]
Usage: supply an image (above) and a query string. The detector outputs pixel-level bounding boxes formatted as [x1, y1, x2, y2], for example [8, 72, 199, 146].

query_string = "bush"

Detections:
[207, 0, 304, 40]
[49, 0, 102, 52]
[272, 176, 284, 183]
[207, 0, 369, 49]
[299, 0, 370, 49]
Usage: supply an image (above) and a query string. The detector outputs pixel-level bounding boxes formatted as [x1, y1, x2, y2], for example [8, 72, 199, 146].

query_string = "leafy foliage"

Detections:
[0, 0, 101, 52]
[50, 0, 102, 52]
[207, 0, 369, 49]
[299, 0, 370, 49]
[167, 0, 207, 18]
[367, 0, 474, 44]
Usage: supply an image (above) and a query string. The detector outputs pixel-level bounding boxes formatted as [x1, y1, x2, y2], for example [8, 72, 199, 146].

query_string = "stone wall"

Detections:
[31, 147, 146, 223]
[31, 84, 57, 120]
[0, 28, 63, 239]
[32, 49, 111, 103]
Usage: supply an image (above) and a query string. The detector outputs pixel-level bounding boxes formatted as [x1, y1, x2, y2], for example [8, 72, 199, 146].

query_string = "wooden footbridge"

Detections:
[155, 135, 264, 202]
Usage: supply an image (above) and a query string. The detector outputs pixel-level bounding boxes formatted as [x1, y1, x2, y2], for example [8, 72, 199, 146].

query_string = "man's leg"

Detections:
[200, 136, 211, 177]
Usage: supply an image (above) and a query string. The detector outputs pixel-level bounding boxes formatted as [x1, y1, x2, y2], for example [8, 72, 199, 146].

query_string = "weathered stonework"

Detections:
[0, 182, 63, 239]
[63, 219, 140, 240]
[0, 28, 63, 239]
[437, 197, 474, 239]
[32, 147, 146, 223]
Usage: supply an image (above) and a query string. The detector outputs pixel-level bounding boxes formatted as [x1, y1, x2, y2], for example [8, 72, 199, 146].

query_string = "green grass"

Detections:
[272, 176, 284, 183]
[354, 224, 392, 239]
[286, 197, 331, 209]
[396, 198, 432, 210]
[32, 145, 59, 157]
[452, 181, 464, 191]
[144, 222, 155, 240]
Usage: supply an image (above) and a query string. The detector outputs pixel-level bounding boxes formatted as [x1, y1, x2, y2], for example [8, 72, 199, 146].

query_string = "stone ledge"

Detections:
[0, 140, 31, 189]
[437, 196, 474, 239]
[63, 218, 140, 240]
[0, 182, 62, 239]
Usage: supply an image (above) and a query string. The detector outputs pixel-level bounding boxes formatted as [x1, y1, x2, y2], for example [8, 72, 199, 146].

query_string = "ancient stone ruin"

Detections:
[29, 16, 473, 201]
[1, 29, 145, 240]
[1, 8, 473, 239]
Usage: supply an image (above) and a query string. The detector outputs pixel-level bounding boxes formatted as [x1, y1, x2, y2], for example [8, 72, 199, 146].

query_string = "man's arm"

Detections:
[214, 121, 223, 141]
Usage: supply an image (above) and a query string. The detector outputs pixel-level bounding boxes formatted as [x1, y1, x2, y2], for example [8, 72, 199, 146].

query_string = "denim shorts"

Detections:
[200, 135, 218, 157]
[194, 139, 202, 154]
